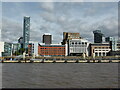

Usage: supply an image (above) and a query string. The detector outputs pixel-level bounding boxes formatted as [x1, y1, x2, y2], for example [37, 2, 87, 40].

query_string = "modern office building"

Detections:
[28, 41, 39, 56]
[89, 43, 111, 57]
[93, 30, 104, 43]
[66, 39, 89, 56]
[42, 33, 52, 44]
[38, 44, 65, 56]
[62, 32, 81, 45]
[23, 16, 30, 51]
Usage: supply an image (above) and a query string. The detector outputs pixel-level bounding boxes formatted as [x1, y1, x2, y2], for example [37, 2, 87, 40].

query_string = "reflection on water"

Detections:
[2, 63, 119, 88]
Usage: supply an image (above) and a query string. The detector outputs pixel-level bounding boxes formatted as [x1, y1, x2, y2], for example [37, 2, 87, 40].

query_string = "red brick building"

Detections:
[38, 44, 65, 56]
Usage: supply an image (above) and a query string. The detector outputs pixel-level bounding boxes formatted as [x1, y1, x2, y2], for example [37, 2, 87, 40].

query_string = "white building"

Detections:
[29, 41, 39, 56]
[66, 38, 89, 56]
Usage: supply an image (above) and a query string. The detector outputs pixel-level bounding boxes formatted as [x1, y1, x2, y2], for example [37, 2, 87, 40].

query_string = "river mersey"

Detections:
[2, 63, 119, 88]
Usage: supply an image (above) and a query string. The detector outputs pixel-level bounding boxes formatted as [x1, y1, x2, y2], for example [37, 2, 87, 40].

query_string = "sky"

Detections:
[1, 0, 119, 43]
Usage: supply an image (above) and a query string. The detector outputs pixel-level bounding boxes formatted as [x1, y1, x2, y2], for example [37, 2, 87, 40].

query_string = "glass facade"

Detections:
[23, 16, 30, 51]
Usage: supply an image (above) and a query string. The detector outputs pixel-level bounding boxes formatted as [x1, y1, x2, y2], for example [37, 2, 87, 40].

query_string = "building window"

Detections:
[103, 53, 105, 56]
[95, 53, 97, 56]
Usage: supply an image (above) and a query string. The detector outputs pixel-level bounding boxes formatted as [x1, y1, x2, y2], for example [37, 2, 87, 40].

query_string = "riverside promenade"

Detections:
[0, 56, 120, 63]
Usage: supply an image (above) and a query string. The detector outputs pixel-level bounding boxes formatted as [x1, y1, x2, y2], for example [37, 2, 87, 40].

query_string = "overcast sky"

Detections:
[1, 1, 119, 43]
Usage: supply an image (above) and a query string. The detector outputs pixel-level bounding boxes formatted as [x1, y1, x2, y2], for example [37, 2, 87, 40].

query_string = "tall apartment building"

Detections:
[23, 16, 30, 51]
[93, 30, 104, 43]
[42, 33, 52, 45]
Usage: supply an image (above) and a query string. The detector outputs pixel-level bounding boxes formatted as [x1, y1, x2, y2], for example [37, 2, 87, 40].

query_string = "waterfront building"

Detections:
[38, 44, 65, 56]
[93, 30, 104, 43]
[66, 39, 89, 56]
[42, 33, 52, 45]
[89, 43, 111, 57]
[61, 32, 89, 56]
[28, 41, 39, 56]
[62, 32, 81, 45]
[23, 16, 30, 51]
[1, 42, 12, 56]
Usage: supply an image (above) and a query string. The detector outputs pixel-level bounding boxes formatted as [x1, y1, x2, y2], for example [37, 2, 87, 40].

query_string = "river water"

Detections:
[2, 63, 119, 88]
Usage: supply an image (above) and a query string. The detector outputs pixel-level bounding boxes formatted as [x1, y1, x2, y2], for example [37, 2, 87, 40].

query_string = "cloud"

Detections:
[2, 2, 118, 44]
[96, 16, 118, 37]
[40, 2, 54, 12]
[2, 18, 22, 42]
[40, 12, 56, 22]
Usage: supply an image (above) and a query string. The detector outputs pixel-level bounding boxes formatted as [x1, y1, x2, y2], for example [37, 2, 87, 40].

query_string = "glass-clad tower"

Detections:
[23, 16, 30, 51]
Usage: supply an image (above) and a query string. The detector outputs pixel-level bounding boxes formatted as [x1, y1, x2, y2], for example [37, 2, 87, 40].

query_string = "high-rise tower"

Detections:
[23, 16, 30, 51]
[93, 30, 104, 43]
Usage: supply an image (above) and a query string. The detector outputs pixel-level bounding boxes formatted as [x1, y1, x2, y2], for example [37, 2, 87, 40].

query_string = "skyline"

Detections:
[1, 1, 118, 43]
